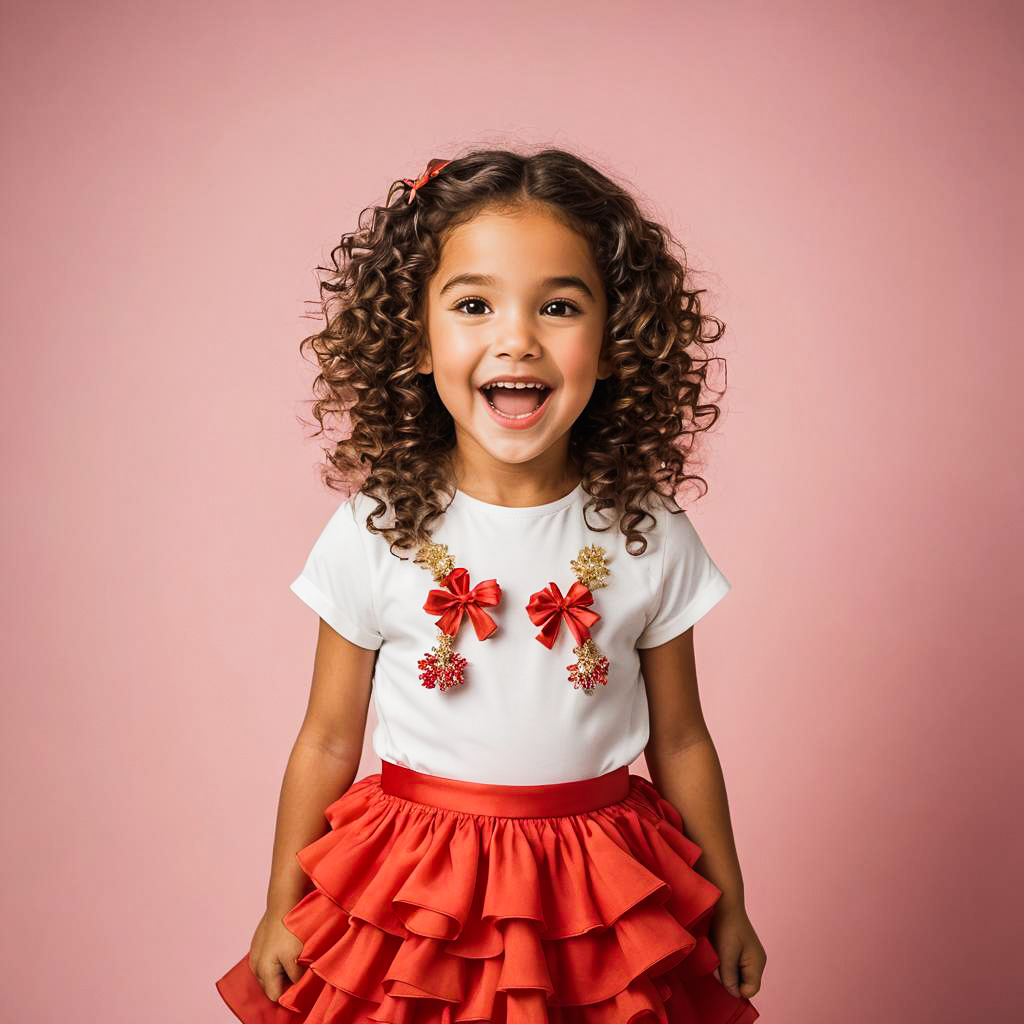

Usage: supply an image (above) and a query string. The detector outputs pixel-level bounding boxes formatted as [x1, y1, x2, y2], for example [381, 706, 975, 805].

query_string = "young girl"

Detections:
[215, 148, 765, 1023]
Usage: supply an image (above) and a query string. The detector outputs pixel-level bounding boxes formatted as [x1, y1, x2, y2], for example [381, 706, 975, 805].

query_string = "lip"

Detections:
[478, 384, 554, 430]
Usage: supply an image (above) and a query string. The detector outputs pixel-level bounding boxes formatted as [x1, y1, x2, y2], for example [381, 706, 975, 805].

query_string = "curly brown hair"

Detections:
[298, 146, 727, 559]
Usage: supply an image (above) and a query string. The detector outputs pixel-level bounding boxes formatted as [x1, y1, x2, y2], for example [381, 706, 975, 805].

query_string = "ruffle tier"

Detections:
[215, 773, 758, 1024]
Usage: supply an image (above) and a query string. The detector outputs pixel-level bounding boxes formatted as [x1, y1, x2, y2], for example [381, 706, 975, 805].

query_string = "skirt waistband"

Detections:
[379, 760, 631, 817]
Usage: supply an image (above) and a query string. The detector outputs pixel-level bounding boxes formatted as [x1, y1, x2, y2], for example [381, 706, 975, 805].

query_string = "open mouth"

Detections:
[479, 382, 552, 419]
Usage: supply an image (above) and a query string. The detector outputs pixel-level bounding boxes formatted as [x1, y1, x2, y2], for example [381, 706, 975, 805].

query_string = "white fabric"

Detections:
[289, 482, 731, 785]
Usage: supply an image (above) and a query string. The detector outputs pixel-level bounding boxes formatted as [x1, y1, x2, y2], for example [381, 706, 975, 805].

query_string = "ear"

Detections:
[596, 338, 617, 381]
[414, 336, 432, 375]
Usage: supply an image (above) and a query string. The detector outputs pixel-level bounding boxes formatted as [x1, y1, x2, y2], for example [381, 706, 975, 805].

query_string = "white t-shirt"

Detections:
[289, 481, 731, 785]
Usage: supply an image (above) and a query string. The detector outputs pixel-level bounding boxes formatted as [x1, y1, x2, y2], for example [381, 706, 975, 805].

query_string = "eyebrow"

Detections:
[438, 272, 595, 300]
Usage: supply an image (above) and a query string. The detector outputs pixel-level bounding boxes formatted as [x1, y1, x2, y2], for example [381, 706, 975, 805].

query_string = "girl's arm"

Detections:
[265, 617, 376, 918]
[638, 627, 746, 911]
[639, 627, 766, 1001]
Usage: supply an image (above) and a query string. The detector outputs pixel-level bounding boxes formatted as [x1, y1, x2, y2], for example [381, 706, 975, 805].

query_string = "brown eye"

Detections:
[543, 299, 581, 316]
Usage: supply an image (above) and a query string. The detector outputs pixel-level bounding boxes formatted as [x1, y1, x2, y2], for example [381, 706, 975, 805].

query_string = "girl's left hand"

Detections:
[709, 900, 767, 1001]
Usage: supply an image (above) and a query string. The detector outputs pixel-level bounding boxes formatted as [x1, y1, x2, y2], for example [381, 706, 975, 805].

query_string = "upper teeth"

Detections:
[483, 381, 547, 390]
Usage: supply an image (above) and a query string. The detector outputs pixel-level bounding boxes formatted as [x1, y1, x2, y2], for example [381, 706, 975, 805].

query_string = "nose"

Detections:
[492, 312, 542, 359]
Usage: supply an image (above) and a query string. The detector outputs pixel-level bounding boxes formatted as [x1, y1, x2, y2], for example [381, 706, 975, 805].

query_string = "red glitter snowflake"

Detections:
[417, 634, 468, 692]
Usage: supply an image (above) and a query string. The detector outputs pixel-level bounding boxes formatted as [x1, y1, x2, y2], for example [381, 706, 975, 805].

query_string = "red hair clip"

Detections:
[401, 158, 451, 204]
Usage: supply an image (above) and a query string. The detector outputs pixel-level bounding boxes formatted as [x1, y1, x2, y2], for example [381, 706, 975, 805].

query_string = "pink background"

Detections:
[2, 1, 1020, 1020]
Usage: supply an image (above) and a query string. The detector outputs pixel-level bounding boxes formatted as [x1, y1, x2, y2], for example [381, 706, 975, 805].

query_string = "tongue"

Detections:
[489, 388, 545, 415]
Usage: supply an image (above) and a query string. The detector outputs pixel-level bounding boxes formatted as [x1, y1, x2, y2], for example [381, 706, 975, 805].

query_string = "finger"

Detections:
[717, 956, 742, 998]
[281, 951, 305, 984]
[261, 963, 288, 1002]
[738, 965, 761, 999]
[736, 949, 765, 999]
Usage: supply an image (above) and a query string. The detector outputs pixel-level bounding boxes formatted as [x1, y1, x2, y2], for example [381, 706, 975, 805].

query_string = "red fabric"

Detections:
[525, 581, 600, 649]
[423, 568, 502, 641]
[215, 762, 760, 1024]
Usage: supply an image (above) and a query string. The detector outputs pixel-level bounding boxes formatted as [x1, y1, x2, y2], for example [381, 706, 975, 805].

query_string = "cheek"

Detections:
[424, 326, 475, 385]
[558, 341, 601, 386]
[429, 346, 479, 414]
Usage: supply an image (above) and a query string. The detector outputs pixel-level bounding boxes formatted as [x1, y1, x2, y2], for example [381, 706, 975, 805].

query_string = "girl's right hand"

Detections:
[248, 907, 305, 1003]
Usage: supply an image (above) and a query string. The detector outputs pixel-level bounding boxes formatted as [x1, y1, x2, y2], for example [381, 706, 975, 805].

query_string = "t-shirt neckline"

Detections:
[452, 480, 585, 518]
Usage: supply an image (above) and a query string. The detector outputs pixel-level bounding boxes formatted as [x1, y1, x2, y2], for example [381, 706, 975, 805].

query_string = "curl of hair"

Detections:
[298, 146, 727, 558]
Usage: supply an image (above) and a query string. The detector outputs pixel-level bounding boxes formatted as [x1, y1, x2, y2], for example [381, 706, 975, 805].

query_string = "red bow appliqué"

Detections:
[423, 567, 502, 640]
[525, 581, 601, 649]
[401, 157, 451, 203]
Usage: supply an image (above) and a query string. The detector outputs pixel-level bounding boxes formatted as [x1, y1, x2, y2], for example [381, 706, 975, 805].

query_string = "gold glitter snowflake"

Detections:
[413, 541, 455, 582]
[570, 544, 610, 591]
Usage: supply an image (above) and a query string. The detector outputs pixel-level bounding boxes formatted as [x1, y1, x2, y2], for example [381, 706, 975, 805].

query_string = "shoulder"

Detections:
[648, 492, 706, 548]
[300, 494, 366, 566]
[619, 489, 705, 560]
[340, 489, 409, 568]
[578, 488, 701, 563]
[301, 489, 391, 565]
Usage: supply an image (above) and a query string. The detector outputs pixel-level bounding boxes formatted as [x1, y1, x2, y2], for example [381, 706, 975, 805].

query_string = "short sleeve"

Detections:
[635, 508, 732, 648]
[289, 498, 384, 651]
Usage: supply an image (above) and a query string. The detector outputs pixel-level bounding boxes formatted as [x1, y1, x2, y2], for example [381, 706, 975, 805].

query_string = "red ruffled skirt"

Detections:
[215, 761, 759, 1024]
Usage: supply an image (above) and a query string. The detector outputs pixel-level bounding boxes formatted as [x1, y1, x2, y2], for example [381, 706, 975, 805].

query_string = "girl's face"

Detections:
[418, 204, 611, 484]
